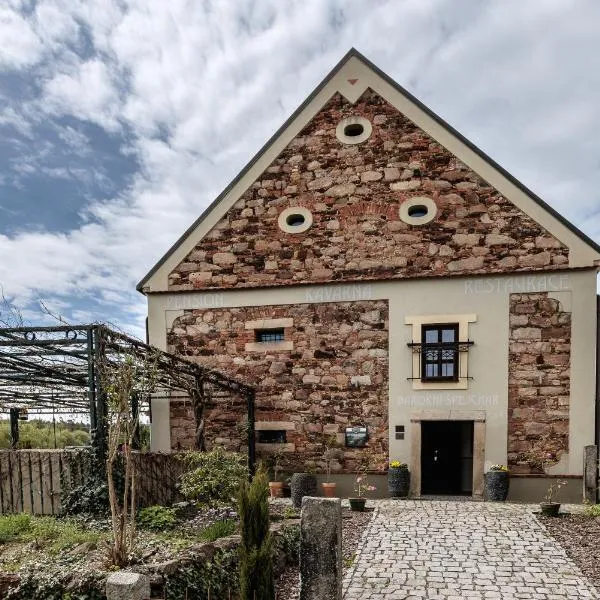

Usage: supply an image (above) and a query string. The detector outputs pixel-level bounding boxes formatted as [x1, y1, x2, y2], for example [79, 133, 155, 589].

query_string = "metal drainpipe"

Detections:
[595, 295, 600, 503]
[596, 296, 600, 447]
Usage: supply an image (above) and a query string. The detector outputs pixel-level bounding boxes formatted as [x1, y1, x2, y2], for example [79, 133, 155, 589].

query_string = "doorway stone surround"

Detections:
[409, 410, 486, 499]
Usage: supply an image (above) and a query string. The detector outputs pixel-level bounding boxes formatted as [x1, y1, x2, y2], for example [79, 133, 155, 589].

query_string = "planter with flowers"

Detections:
[484, 464, 510, 501]
[387, 461, 410, 498]
[349, 468, 376, 511]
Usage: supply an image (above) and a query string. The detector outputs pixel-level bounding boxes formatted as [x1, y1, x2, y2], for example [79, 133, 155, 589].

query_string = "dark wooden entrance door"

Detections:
[421, 421, 474, 495]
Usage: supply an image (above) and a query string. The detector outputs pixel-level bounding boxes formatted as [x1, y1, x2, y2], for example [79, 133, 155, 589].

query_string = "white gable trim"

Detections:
[139, 50, 600, 293]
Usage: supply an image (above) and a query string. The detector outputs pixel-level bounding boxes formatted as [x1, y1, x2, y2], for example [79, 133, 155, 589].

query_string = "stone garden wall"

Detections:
[507, 292, 571, 473]
[168, 300, 389, 474]
[169, 89, 568, 291]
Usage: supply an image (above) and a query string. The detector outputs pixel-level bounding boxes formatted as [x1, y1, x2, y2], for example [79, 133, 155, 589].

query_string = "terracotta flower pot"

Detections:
[540, 502, 561, 517]
[269, 481, 283, 498]
[349, 498, 366, 512]
[321, 482, 337, 497]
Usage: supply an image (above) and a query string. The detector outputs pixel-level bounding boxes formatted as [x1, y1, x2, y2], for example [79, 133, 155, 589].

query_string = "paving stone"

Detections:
[342, 500, 600, 599]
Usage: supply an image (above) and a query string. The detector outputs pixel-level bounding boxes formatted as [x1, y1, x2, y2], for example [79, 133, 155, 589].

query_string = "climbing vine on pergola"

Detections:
[0, 324, 256, 471]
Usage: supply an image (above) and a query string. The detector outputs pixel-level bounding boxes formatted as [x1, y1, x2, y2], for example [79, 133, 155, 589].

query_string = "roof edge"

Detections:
[136, 48, 362, 292]
[137, 47, 600, 293]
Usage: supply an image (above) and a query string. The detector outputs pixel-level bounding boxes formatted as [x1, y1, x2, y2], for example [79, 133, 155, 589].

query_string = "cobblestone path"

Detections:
[343, 500, 599, 599]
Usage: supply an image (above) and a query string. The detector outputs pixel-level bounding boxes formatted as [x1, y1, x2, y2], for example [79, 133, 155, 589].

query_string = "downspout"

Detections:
[596, 295, 600, 503]
[596, 296, 600, 448]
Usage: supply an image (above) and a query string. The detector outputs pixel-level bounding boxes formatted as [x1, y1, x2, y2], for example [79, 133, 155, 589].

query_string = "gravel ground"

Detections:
[539, 512, 600, 591]
[274, 505, 373, 600]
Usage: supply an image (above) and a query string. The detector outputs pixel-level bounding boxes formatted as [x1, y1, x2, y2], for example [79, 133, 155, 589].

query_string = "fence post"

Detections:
[583, 445, 598, 504]
[106, 572, 150, 600]
[299, 497, 342, 600]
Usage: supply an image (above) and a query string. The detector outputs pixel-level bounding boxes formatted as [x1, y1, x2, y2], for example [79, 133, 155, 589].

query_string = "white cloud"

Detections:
[43, 59, 122, 131]
[0, 7, 42, 69]
[0, 0, 598, 336]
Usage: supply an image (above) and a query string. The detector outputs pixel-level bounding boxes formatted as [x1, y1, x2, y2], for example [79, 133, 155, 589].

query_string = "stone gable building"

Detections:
[138, 49, 600, 500]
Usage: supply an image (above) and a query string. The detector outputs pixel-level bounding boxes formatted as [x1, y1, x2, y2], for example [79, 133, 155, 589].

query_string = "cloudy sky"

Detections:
[0, 0, 599, 339]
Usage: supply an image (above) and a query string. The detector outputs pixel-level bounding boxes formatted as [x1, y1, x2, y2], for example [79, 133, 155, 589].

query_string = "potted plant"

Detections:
[349, 470, 376, 511]
[387, 461, 410, 498]
[321, 435, 343, 498]
[520, 433, 568, 517]
[540, 477, 567, 517]
[484, 464, 510, 501]
[268, 449, 285, 498]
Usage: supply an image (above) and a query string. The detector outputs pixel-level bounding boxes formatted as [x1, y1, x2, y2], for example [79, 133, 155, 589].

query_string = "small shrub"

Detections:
[238, 466, 274, 600]
[584, 504, 600, 517]
[137, 505, 177, 531]
[179, 448, 248, 507]
[0, 514, 32, 543]
[199, 519, 237, 542]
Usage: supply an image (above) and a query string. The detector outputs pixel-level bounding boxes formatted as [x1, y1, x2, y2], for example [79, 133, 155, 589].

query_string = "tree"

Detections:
[102, 353, 158, 566]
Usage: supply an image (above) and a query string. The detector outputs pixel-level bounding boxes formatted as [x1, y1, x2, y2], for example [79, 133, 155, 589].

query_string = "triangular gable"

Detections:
[138, 48, 600, 293]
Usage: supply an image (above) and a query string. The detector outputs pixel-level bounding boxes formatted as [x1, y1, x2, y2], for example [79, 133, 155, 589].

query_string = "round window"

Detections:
[399, 197, 438, 226]
[286, 213, 306, 227]
[407, 205, 429, 218]
[278, 207, 313, 234]
[335, 116, 372, 145]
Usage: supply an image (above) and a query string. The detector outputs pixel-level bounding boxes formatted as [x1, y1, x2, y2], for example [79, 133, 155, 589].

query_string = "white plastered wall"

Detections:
[146, 269, 597, 475]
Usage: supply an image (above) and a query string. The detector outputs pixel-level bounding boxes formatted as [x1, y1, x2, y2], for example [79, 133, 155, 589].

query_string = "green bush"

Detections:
[0, 514, 32, 543]
[138, 505, 178, 531]
[179, 448, 248, 507]
[199, 519, 237, 542]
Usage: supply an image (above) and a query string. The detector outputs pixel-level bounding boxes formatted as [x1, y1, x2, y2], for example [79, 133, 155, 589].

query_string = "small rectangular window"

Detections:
[421, 324, 459, 382]
[255, 328, 285, 343]
[257, 430, 287, 444]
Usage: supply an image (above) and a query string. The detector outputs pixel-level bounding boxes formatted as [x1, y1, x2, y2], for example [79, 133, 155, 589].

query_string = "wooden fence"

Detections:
[0, 449, 186, 516]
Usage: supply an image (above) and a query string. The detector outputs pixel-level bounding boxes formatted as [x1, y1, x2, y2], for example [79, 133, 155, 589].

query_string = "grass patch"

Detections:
[0, 514, 105, 554]
[198, 519, 237, 542]
[0, 514, 33, 543]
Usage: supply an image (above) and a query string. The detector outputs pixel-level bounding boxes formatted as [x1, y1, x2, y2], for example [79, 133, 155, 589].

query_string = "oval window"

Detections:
[278, 207, 313, 233]
[344, 123, 365, 137]
[407, 205, 429, 218]
[335, 117, 372, 145]
[286, 213, 306, 227]
[398, 197, 438, 226]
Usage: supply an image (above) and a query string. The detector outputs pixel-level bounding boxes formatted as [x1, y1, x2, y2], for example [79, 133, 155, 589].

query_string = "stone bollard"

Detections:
[300, 496, 342, 600]
[583, 445, 598, 504]
[106, 572, 150, 600]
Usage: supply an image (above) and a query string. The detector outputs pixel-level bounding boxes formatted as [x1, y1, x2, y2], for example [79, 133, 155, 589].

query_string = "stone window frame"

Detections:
[335, 116, 373, 145]
[245, 318, 294, 352]
[405, 314, 477, 390]
[255, 421, 296, 453]
[277, 207, 313, 234]
[399, 196, 438, 226]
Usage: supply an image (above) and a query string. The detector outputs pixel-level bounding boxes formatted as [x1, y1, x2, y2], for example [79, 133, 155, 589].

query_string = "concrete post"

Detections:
[106, 572, 150, 600]
[583, 445, 598, 504]
[300, 496, 342, 600]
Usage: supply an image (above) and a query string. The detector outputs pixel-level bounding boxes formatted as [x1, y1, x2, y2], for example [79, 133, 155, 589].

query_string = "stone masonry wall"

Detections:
[169, 89, 568, 291]
[167, 300, 389, 474]
[507, 293, 571, 474]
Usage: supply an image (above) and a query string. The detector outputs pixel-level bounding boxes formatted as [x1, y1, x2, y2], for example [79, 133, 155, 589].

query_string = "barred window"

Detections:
[421, 324, 459, 382]
[255, 328, 285, 343]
